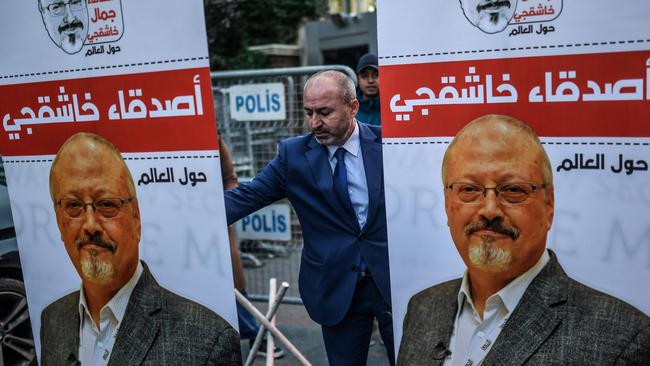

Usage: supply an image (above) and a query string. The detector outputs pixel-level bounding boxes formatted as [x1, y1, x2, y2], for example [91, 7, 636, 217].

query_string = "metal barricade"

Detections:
[211, 65, 357, 303]
[0, 160, 5, 186]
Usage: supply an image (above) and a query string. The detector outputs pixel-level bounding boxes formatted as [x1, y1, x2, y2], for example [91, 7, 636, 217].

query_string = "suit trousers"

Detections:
[236, 289, 259, 342]
[321, 276, 395, 366]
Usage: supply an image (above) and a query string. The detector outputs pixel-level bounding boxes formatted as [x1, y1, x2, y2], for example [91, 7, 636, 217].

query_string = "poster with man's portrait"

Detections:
[377, 0, 650, 350]
[1, 0, 239, 363]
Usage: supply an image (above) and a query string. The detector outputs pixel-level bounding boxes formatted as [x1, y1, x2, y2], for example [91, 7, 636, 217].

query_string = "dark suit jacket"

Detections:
[397, 252, 650, 365]
[40, 263, 242, 366]
[225, 123, 390, 326]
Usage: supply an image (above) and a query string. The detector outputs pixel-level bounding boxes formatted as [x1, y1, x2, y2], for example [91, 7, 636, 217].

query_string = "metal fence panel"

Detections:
[211, 65, 356, 303]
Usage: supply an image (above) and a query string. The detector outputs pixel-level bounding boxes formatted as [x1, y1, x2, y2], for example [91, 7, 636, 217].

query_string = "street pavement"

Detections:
[240, 243, 392, 365]
[240, 301, 392, 366]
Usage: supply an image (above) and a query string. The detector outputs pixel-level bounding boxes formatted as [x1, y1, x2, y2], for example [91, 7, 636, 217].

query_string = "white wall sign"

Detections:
[229, 83, 286, 121]
[235, 204, 291, 241]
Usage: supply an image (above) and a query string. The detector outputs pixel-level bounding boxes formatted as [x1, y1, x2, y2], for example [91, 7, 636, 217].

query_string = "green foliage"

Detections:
[241, 0, 319, 44]
[224, 49, 268, 71]
[204, 0, 321, 71]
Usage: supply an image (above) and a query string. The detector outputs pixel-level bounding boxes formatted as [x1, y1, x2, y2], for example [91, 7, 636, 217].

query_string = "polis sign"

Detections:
[234, 203, 291, 241]
[229, 83, 286, 121]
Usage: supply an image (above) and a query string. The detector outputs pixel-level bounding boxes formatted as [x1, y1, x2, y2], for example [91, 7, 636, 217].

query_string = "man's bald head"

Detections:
[49, 132, 137, 202]
[442, 114, 553, 190]
[304, 70, 357, 105]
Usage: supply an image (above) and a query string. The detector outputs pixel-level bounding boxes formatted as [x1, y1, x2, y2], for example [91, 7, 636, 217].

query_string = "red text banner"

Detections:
[381, 50, 650, 138]
[1, 67, 218, 156]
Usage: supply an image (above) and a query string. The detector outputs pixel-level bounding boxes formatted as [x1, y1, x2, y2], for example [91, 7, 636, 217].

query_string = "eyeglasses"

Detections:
[41, 0, 85, 16]
[446, 182, 547, 204]
[56, 197, 133, 219]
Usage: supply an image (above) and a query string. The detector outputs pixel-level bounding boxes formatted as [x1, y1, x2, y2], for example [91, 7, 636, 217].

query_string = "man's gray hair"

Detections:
[304, 70, 357, 105]
[441, 114, 553, 191]
[49, 132, 137, 202]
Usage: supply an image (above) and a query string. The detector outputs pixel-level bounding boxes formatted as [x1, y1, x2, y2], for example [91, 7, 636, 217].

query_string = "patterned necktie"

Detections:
[333, 147, 356, 220]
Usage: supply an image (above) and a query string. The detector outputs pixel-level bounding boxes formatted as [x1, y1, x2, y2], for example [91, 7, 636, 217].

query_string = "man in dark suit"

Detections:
[225, 70, 394, 365]
[42, 132, 241, 365]
[397, 115, 650, 365]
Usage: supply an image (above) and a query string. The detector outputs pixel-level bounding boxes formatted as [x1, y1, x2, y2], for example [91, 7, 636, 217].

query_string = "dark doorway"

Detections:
[322, 45, 369, 72]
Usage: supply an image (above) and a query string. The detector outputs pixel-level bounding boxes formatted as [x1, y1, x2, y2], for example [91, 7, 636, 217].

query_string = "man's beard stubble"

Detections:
[80, 253, 115, 283]
[465, 217, 518, 271]
[58, 19, 85, 53]
[473, 0, 512, 32]
[77, 234, 116, 283]
[468, 235, 512, 271]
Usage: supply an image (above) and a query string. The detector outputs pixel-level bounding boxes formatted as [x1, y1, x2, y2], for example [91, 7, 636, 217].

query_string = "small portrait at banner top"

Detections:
[38, 0, 89, 54]
[40, 132, 242, 366]
[397, 115, 650, 365]
[459, 0, 517, 34]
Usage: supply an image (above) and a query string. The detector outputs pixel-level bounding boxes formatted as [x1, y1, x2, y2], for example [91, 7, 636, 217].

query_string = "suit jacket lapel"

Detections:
[61, 293, 81, 365]
[484, 253, 567, 365]
[399, 280, 460, 366]
[108, 263, 162, 366]
[359, 123, 382, 234]
[429, 284, 460, 366]
[304, 135, 359, 231]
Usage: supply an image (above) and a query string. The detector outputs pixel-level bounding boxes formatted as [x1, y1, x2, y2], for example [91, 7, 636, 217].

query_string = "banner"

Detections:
[0, 0, 237, 360]
[378, 0, 650, 349]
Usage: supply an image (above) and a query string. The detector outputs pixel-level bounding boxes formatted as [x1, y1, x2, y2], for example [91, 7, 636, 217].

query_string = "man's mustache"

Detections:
[76, 234, 116, 253]
[58, 19, 84, 34]
[465, 217, 519, 240]
[477, 0, 511, 12]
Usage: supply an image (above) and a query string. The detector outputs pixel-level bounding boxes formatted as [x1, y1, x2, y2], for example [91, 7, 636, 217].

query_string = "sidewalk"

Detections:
[240, 301, 392, 366]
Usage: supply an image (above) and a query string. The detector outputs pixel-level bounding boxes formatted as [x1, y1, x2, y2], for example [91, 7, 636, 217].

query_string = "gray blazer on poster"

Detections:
[40, 262, 241, 366]
[397, 252, 650, 365]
